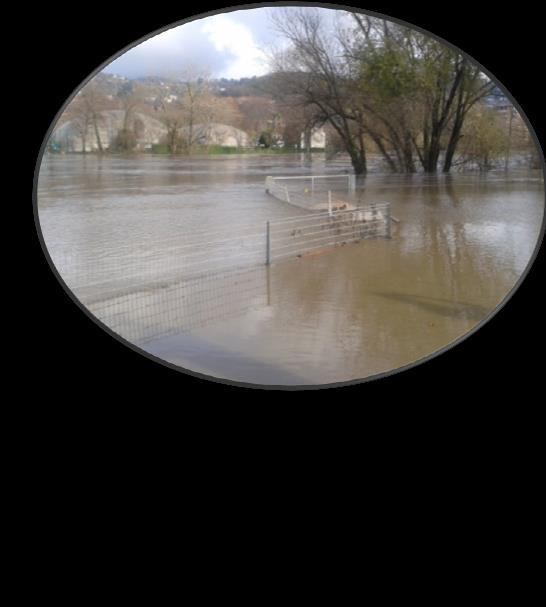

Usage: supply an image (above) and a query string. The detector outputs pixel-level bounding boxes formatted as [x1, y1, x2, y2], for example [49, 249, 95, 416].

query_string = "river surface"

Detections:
[36, 153, 544, 386]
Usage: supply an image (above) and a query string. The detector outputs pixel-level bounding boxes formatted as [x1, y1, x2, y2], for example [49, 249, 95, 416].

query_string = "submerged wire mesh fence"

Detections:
[87, 265, 270, 345]
[265, 174, 356, 210]
[52, 176, 391, 346]
[54, 204, 390, 303]
[268, 204, 391, 263]
[53, 222, 268, 305]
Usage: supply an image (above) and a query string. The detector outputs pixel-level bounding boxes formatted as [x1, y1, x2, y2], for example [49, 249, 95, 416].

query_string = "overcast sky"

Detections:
[102, 6, 340, 80]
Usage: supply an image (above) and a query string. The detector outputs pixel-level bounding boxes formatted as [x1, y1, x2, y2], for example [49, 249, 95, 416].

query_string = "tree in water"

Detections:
[270, 8, 495, 174]
[270, 9, 369, 175]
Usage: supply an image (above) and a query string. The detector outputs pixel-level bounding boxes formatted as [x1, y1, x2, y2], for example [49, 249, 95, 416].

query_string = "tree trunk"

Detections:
[423, 138, 441, 173]
[442, 135, 460, 173]
[93, 114, 103, 153]
[443, 112, 465, 173]
[368, 131, 398, 172]
[303, 128, 312, 153]
[188, 116, 194, 155]
[403, 135, 416, 173]
[167, 128, 177, 154]
[348, 146, 367, 174]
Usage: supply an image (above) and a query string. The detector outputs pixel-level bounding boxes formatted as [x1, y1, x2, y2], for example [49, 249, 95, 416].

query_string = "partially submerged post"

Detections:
[266, 221, 271, 265]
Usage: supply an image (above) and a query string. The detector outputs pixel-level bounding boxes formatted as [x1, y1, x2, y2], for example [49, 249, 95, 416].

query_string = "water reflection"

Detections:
[445, 174, 462, 206]
[373, 292, 490, 322]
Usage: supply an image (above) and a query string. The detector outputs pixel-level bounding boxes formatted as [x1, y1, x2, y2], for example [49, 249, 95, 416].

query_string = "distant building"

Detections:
[301, 127, 326, 150]
[51, 112, 251, 152]
[51, 110, 167, 152]
[180, 123, 250, 148]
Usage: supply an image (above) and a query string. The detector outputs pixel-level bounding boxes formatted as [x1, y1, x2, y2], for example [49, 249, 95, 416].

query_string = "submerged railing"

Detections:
[87, 265, 270, 345]
[265, 174, 356, 210]
[55, 204, 390, 298]
[266, 204, 391, 264]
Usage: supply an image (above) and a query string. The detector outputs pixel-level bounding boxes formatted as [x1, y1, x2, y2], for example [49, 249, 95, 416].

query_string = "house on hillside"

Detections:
[300, 127, 326, 151]
[180, 123, 250, 148]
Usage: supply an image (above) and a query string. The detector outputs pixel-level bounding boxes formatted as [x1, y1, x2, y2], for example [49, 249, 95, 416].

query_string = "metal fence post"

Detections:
[266, 221, 271, 265]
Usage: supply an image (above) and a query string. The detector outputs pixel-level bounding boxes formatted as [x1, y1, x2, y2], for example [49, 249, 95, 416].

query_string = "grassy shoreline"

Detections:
[47, 145, 324, 156]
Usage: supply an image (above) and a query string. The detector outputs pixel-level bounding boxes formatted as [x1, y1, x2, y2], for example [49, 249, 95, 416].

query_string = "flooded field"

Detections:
[36, 153, 544, 386]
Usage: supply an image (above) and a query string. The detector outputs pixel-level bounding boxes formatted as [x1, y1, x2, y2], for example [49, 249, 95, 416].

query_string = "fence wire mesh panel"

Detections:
[87, 265, 270, 345]
[268, 203, 391, 263]
[265, 174, 356, 210]
[51, 222, 268, 305]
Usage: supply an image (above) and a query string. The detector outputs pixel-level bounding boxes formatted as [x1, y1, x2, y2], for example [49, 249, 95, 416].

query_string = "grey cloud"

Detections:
[102, 6, 344, 79]
[103, 20, 231, 78]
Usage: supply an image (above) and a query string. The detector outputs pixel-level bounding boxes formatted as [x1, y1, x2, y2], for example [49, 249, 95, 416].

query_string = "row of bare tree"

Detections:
[61, 76, 214, 153]
[60, 73, 296, 154]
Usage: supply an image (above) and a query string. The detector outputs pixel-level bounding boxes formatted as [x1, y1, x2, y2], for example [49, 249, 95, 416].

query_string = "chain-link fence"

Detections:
[87, 264, 270, 345]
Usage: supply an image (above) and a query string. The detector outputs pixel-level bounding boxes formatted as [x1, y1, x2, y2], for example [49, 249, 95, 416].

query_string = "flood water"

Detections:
[36, 154, 544, 386]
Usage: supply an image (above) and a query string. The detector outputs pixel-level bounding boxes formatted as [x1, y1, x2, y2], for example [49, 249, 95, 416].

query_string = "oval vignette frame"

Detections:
[32, 2, 546, 391]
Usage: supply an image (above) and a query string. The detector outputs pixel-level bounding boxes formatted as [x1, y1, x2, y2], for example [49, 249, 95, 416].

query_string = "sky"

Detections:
[102, 6, 339, 80]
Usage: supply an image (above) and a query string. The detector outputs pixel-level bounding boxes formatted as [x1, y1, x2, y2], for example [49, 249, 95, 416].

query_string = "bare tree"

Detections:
[79, 80, 109, 152]
[71, 112, 92, 152]
[113, 80, 145, 151]
[270, 9, 369, 174]
[178, 75, 215, 153]
[238, 96, 275, 144]
[62, 96, 92, 152]
[150, 70, 216, 153]
[153, 89, 185, 153]
[61, 79, 109, 152]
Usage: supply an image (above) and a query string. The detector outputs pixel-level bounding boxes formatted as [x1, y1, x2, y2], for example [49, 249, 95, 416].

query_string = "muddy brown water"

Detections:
[36, 153, 544, 385]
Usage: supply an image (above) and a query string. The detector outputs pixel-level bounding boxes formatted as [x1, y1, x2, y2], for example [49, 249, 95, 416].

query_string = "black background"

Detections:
[30, 2, 545, 407]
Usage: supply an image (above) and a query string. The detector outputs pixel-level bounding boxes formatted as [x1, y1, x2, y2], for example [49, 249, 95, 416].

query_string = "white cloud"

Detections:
[201, 13, 268, 78]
